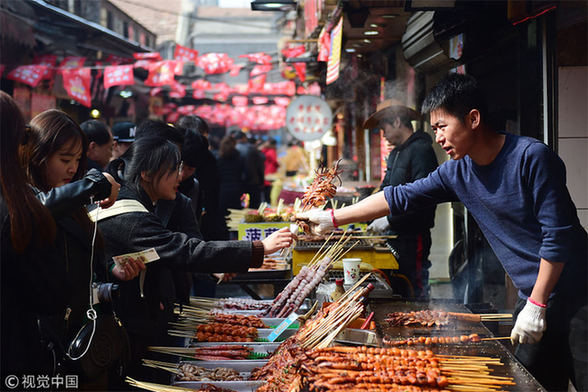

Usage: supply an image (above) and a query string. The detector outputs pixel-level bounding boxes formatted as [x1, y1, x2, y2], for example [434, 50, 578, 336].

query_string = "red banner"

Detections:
[33, 54, 57, 67]
[248, 74, 266, 93]
[7, 65, 49, 88]
[229, 64, 243, 77]
[133, 52, 162, 61]
[250, 64, 272, 77]
[169, 81, 186, 98]
[281, 45, 305, 59]
[174, 44, 199, 62]
[293, 62, 306, 82]
[197, 53, 234, 75]
[61, 67, 92, 107]
[103, 65, 134, 89]
[60, 56, 86, 68]
[144, 61, 176, 86]
[232, 96, 249, 107]
[239, 52, 272, 65]
[252, 96, 269, 105]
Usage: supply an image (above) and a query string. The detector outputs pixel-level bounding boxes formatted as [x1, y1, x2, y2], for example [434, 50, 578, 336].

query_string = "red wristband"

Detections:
[528, 297, 547, 308]
[330, 209, 339, 228]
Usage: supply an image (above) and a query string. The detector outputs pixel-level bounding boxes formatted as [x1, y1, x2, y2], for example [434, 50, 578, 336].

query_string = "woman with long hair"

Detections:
[94, 136, 294, 382]
[2, 102, 128, 385]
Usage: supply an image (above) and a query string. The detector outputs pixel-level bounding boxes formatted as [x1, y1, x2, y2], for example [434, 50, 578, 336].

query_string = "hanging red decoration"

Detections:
[7, 65, 49, 88]
[61, 67, 92, 107]
[232, 96, 249, 107]
[169, 81, 186, 98]
[174, 44, 199, 62]
[144, 61, 176, 86]
[239, 52, 272, 65]
[250, 64, 272, 77]
[133, 52, 162, 61]
[248, 74, 266, 93]
[281, 45, 305, 59]
[252, 96, 269, 105]
[103, 65, 134, 89]
[197, 53, 234, 74]
[229, 64, 243, 77]
[60, 56, 86, 68]
[105, 54, 131, 65]
[293, 62, 306, 82]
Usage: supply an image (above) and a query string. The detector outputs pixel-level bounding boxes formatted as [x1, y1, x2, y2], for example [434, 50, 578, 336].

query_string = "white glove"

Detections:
[367, 216, 389, 234]
[510, 299, 547, 344]
[296, 209, 335, 235]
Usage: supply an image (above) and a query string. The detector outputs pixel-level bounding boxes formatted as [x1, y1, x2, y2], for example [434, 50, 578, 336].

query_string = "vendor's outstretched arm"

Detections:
[334, 191, 390, 225]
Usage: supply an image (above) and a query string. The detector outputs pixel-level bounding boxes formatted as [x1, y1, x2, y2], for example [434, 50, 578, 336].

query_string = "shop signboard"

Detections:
[286, 95, 332, 141]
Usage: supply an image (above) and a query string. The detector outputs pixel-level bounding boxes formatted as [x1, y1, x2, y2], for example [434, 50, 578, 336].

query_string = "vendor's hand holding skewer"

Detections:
[295, 209, 336, 235]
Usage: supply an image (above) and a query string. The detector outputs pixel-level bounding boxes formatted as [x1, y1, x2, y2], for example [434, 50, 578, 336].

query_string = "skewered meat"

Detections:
[177, 364, 242, 381]
[196, 323, 257, 337]
[385, 310, 454, 327]
[217, 298, 270, 311]
[191, 345, 253, 360]
[383, 334, 482, 346]
[212, 313, 266, 328]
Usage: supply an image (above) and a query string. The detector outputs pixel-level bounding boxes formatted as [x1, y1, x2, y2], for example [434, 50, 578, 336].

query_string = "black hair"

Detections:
[180, 127, 209, 167]
[135, 119, 184, 145]
[421, 74, 488, 122]
[125, 136, 181, 193]
[177, 115, 210, 136]
[80, 119, 112, 146]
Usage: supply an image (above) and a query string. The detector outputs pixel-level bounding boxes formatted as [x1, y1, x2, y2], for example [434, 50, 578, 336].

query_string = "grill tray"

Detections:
[370, 300, 546, 392]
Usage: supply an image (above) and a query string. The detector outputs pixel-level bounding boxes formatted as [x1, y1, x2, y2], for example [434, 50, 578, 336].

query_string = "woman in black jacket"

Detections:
[1, 95, 123, 384]
[94, 136, 294, 381]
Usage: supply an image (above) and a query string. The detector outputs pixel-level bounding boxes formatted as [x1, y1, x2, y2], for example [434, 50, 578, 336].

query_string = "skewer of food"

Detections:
[169, 323, 258, 342]
[188, 297, 271, 312]
[385, 310, 512, 327]
[126, 377, 237, 392]
[264, 231, 357, 317]
[148, 344, 267, 360]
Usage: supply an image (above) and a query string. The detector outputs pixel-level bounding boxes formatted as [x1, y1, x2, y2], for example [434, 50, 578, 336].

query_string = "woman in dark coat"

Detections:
[1, 95, 122, 386]
[217, 135, 245, 216]
[93, 136, 294, 382]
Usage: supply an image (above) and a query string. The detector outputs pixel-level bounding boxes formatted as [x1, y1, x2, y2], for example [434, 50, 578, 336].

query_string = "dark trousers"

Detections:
[514, 295, 587, 392]
[387, 232, 432, 300]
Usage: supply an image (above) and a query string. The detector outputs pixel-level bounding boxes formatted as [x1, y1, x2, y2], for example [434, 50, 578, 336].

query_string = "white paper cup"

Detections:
[342, 258, 361, 284]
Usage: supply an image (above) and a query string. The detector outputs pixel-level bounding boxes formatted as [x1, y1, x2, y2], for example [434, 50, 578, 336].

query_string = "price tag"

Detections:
[266, 312, 298, 342]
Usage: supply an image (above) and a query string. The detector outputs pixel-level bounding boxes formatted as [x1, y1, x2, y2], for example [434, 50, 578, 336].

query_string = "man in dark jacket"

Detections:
[365, 99, 438, 299]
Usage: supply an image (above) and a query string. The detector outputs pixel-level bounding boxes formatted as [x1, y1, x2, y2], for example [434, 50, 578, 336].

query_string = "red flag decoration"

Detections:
[169, 81, 186, 98]
[233, 84, 249, 95]
[248, 74, 266, 93]
[105, 54, 130, 65]
[103, 65, 134, 89]
[250, 64, 272, 77]
[150, 87, 163, 96]
[173, 60, 184, 75]
[60, 56, 86, 68]
[177, 105, 195, 115]
[229, 64, 243, 77]
[133, 52, 162, 61]
[134, 60, 154, 69]
[7, 65, 49, 87]
[174, 44, 199, 62]
[197, 53, 234, 74]
[326, 17, 343, 85]
[144, 61, 176, 86]
[191, 79, 212, 90]
[192, 90, 206, 99]
[274, 97, 291, 107]
[293, 62, 306, 82]
[32, 54, 57, 80]
[239, 52, 272, 65]
[232, 96, 249, 107]
[252, 96, 269, 105]
[33, 54, 57, 67]
[167, 112, 180, 123]
[317, 25, 331, 62]
[281, 45, 305, 59]
[61, 67, 92, 107]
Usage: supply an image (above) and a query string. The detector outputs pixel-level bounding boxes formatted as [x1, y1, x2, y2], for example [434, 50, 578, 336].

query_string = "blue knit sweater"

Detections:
[384, 133, 587, 298]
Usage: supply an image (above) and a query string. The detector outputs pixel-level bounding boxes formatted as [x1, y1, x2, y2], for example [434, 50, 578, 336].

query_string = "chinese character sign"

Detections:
[103, 65, 134, 89]
[60, 67, 92, 107]
[286, 95, 332, 141]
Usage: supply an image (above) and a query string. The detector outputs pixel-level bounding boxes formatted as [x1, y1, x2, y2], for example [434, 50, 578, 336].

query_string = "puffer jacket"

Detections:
[381, 130, 438, 234]
[1, 170, 111, 378]
[95, 185, 264, 337]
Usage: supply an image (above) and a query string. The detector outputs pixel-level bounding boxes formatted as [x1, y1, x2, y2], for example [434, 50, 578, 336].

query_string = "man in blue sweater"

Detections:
[298, 74, 587, 391]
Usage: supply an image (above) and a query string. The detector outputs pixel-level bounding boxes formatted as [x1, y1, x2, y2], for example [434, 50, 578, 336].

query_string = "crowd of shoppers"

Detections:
[0, 92, 295, 387]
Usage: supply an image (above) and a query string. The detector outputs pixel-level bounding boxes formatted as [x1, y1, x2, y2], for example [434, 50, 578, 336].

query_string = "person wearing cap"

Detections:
[297, 74, 587, 392]
[111, 121, 136, 159]
[364, 99, 438, 300]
